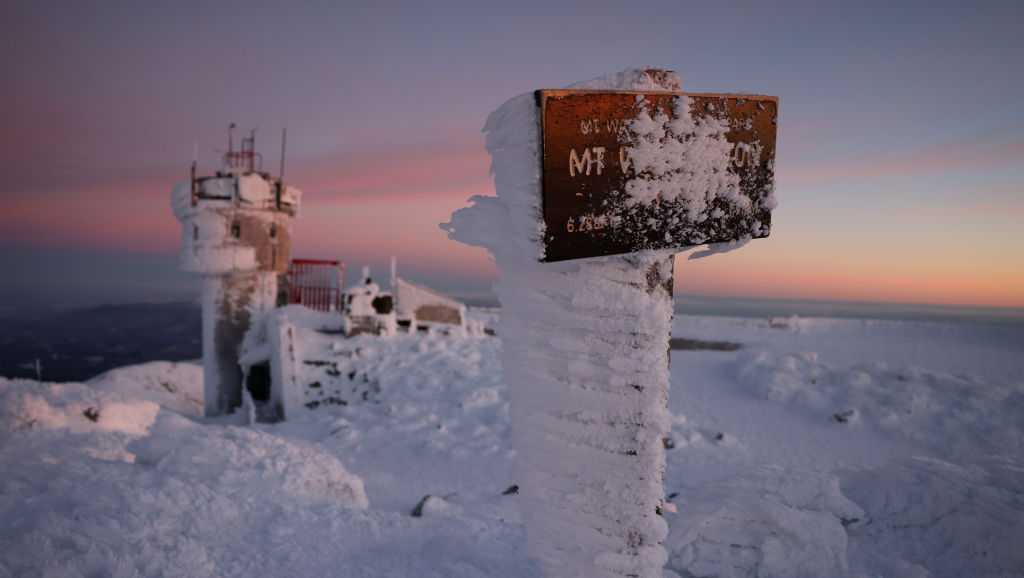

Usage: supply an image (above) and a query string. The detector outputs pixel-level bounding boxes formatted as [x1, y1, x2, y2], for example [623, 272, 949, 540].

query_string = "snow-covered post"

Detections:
[444, 69, 777, 578]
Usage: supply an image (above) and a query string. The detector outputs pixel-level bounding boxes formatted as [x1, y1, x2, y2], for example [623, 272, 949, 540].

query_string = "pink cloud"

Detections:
[293, 142, 493, 201]
[780, 139, 1024, 185]
[0, 194, 177, 253]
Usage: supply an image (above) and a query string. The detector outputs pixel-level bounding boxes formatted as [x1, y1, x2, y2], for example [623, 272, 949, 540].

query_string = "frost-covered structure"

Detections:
[444, 69, 684, 578]
[233, 267, 477, 421]
[171, 130, 300, 417]
[394, 277, 467, 329]
[344, 267, 397, 337]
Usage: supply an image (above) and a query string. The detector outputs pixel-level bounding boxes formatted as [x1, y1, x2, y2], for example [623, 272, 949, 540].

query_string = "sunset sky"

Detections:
[2, 0, 1022, 313]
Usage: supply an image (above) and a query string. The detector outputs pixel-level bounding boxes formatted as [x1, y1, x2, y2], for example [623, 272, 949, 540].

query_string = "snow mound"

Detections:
[132, 412, 368, 508]
[0, 378, 160, 440]
[89, 360, 204, 417]
[666, 467, 864, 578]
[0, 411, 369, 578]
[735, 350, 1024, 458]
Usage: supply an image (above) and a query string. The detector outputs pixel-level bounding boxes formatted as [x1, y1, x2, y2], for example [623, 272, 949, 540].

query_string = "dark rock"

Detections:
[82, 407, 100, 422]
[411, 495, 431, 517]
[833, 410, 856, 424]
[670, 338, 742, 352]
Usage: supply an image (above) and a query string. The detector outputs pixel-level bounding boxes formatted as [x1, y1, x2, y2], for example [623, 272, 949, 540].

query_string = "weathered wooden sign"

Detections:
[537, 89, 778, 262]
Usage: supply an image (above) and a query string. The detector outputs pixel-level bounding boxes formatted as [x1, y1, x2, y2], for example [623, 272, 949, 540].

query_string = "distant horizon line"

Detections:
[4, 290, 1021, 314]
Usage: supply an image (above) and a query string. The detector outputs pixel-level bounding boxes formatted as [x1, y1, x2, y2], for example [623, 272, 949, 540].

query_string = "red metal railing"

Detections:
[287, 259, 346, 312]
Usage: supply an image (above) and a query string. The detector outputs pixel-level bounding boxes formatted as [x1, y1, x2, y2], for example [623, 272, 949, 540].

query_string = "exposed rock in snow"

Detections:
[410, 494, 456, 517]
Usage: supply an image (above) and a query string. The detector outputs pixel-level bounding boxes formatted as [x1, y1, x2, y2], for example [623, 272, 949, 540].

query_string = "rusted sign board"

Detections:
[537, 90, 778, 262]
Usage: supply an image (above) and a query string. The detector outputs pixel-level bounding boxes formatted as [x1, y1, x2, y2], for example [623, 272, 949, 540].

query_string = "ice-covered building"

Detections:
[171, 127, 300, 417]
[172, 130, 478, 421]
[233, 265, 482, 422]
[394, 277, 466, 330]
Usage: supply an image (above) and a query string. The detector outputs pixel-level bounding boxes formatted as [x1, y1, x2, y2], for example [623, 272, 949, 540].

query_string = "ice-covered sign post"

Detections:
[443, 69, 777, 578]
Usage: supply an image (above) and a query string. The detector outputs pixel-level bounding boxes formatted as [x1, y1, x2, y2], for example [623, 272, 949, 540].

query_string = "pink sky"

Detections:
[3, 1, 1022, 311]
[2, 131, 1021, 309]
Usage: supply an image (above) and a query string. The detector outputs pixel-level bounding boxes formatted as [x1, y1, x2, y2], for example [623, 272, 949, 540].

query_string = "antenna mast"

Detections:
[279, 128, 288, 182]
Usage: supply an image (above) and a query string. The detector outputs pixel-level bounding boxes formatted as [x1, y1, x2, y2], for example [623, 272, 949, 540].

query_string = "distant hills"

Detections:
[2, 295, 1020, 384]
[0, 302, 201, 383]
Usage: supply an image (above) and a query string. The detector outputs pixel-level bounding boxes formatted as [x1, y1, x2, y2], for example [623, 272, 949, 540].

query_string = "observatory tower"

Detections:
[171, 126, 301, 416]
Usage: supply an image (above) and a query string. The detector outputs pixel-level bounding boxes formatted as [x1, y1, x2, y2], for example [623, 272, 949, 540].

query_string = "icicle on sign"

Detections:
[537, 89, 778, 262]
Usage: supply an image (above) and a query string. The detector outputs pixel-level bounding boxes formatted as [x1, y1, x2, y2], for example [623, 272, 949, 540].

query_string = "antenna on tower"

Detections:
[275, 128, 288, 209]
[190, 140, 199, 207]
[246, 129, 257, 172]
[390, 256, 397, 294]
[228, 123, 236, 155]
[279, 128, 288, 182]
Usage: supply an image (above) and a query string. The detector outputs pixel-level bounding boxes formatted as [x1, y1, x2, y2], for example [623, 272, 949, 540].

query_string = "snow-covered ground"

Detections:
[1, 312, 1022, 577]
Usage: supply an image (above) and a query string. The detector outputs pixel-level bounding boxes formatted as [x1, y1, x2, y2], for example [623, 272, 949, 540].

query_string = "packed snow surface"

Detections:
[1, 311, 1022, 577]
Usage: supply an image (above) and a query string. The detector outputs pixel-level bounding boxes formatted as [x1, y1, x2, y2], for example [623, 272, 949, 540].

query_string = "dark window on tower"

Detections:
[231, 222, 241, 239]
[193, 225, 199, 241]
[269, 223, 277, 238]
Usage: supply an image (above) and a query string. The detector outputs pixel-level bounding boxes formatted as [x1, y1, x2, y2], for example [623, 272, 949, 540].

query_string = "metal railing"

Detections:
[287, 259, 346, 312]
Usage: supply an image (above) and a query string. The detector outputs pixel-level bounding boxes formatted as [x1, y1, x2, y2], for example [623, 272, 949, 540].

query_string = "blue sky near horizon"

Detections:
[1, 0, 1022, 311]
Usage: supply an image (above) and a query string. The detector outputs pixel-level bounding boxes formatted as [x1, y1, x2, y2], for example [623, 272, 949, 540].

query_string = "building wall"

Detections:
[174, 172, 300, 417]
[203, 271, 279, 415]
[234, 211, 292, 274]
[414, 304, 463, 325]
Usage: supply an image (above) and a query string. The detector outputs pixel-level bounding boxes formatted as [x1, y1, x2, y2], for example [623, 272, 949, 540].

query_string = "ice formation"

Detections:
[623, 96, 743, 214]
[443, 68, 684, 578]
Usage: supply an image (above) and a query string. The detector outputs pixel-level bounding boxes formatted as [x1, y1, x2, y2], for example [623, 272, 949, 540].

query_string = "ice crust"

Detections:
[444, 68, 684, 578]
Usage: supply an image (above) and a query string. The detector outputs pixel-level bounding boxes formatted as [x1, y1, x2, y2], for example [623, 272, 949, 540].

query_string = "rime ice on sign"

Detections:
[538, 89, 777, 262]
[445, 69, 683, 578]
[444, 68, 779, 578]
